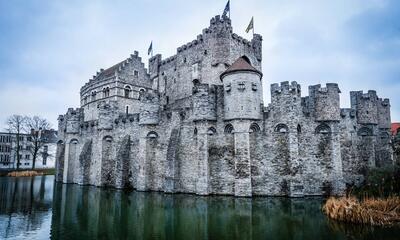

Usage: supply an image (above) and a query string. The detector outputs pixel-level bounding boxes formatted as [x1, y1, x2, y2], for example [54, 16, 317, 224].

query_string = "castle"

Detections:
[55, 15, 393, 197]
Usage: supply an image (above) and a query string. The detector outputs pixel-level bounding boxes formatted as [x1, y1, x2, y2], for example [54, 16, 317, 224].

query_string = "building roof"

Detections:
[98, 60, 125, 79]
[391, 123, 400, 136]
[220, 56, 262, 80]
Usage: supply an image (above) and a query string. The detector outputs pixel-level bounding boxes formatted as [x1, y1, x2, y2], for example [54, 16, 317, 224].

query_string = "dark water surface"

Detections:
[0, 176, 399, 240]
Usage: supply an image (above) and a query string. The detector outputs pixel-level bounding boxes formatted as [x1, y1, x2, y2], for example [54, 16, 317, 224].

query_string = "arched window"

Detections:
[194, 127, 198, 135]
[207, 127, 217, 136]
[224, 124, 234, 134]
[380, 132, 389, 140]
[275, 124, 288, 133]
[91, 91, 97, 101]
[103, 87, 110, 98]
[125, 106, 129, 115]
[357, 127, 373, 136]
[315, 124, 331, 134]
[70, 139, 79, 144]
[147, 131, 158, 139]
[249, 123, 261, 133]
[124, 86, 131, 98]
[103, 136, 113, 142]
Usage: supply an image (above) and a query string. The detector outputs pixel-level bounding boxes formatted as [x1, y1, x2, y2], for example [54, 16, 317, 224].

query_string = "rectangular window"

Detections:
[192, 63, 199, 80]
[134, 70, 138, 77]
[25, 155, 30, 159]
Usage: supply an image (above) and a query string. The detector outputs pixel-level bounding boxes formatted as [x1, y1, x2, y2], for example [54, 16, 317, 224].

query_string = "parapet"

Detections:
[139, 90, 160, 125]
[378, 98, 391, 128]
[308, 83, 341, 121]
[271, 81, 301, 96]
[98, 101, 119, 130]
[149, 54, 161, 79]
[62, 108, 83, 134]
[350, 90, 379, 125]
[192, 83, 217, 121]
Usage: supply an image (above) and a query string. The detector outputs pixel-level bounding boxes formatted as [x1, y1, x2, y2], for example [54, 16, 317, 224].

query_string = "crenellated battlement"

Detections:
[307, 83, 341, 121]
[139, 90, 160, 125]
[271, 81, 301, 96]
[192, 83, 217, 121]
[350, 90, 380, 125]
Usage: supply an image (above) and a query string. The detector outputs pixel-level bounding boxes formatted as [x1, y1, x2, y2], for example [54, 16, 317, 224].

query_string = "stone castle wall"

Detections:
[55, 15, 393, 197]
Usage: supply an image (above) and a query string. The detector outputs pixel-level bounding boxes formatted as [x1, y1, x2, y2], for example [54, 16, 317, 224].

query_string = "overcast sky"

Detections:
[0, 0, 399, 130]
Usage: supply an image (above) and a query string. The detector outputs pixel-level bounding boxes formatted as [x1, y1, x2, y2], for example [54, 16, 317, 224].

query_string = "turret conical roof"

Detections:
[220, 57, 262, 80]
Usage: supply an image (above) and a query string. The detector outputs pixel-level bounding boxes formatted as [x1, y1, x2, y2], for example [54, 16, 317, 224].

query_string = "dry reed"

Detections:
[7, 171, 43, 177]
[322, 196, 400, 226]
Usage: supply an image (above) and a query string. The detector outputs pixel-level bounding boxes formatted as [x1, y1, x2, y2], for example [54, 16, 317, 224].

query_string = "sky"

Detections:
[0, 0, 399, 129]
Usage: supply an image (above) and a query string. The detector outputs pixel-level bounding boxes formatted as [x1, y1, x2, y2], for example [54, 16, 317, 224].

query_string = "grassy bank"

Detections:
[0, 168, 55, 177]
[323, 196, 400, 226]
[323, 165, 400, 226]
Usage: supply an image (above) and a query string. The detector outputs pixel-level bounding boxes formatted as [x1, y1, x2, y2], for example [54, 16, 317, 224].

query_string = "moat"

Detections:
[0, 176, 399, 240]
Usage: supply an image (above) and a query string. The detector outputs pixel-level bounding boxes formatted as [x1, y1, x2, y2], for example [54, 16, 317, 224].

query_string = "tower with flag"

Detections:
[222, 0, 230, 18]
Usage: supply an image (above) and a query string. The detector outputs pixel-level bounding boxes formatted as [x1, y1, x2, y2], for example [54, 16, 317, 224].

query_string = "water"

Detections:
[0, 176, 399, 240]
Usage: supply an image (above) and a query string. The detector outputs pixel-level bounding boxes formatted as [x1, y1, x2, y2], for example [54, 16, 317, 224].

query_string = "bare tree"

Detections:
[6, 115, 27, 170]
[24, 116, 52, 170]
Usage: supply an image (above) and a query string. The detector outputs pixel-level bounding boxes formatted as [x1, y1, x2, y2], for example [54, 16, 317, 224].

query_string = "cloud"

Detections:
[0, 0, 399, 130]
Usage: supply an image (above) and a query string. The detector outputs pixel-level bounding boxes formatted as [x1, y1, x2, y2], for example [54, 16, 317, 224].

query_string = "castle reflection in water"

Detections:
[1, 176, 399, 240]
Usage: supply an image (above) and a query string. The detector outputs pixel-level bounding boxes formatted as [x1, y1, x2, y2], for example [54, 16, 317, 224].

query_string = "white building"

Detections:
[0, 130, 57, 170]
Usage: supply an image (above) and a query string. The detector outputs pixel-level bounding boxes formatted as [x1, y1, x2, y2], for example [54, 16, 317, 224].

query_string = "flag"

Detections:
[222, 0, 230, 18]
[148, 41, 153, 56]
[245, 17, 254, 33]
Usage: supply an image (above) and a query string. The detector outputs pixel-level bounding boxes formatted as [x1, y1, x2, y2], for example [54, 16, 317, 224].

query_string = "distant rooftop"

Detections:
[392, 123, 400, 135]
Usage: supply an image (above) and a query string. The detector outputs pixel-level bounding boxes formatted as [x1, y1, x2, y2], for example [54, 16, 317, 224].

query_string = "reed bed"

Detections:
[7, 171, 43, 177]
[322, 196, 400, 226]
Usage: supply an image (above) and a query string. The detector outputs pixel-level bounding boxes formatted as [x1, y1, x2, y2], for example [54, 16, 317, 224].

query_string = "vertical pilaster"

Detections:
[288, 128, 304, 197]
[137, 129, 148, 191]
[62, 143, 70, 184]
[196, 121, 210, 195]
[331, 123, 345, 195]
[233, 121, 252, 197]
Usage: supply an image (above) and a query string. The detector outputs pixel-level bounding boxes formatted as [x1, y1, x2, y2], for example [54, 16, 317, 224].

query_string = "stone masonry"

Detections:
[55, 15, 393, 197]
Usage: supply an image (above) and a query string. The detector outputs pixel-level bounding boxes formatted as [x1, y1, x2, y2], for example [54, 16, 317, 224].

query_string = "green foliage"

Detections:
[351, 166, 400, 198]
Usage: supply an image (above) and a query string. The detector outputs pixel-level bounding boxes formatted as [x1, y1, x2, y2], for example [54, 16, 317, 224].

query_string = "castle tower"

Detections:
[308, 83, 341, 121]
[221, 56, 262, 121]
[139, 90, 160, 125]
[220, 57, 262, 196]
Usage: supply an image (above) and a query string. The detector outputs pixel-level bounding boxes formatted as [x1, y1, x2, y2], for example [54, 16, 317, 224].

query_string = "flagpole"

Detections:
[229, 0, 230, 19]
[252, 17, 254, 35]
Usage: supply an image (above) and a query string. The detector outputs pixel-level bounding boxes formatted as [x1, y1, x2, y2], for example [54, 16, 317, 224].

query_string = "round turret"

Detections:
[220, 56, 263, 120]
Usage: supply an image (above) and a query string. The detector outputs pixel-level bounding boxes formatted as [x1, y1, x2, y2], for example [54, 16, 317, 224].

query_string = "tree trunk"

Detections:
[16, 136, 20, 171]
[32, 150, 37, 170]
